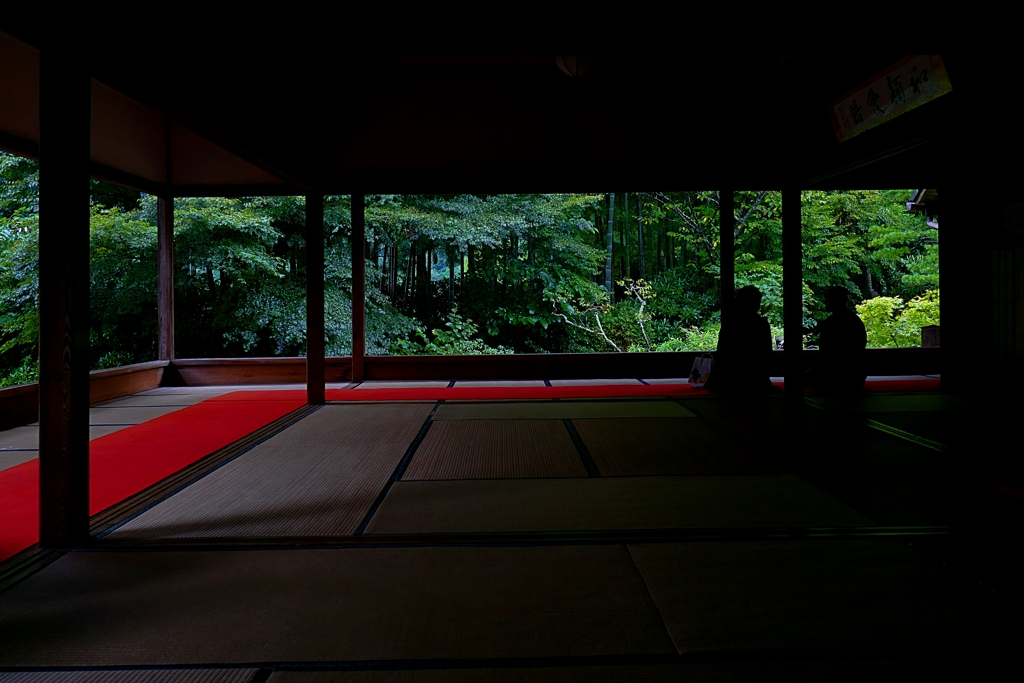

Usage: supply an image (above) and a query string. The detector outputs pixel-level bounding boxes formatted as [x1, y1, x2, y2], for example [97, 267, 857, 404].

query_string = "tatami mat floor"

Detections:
[0, 377, 1009, 678]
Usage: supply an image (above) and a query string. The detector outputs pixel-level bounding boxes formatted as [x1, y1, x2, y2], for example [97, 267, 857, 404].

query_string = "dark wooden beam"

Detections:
[37, 43, 91, 547]
[351, 194, 366, 383]
[719, 190, 735, 327]
[170, 183, 301, 198]
[89, 161, 164, 196]
[782, 188, 803, 397]
[157, 195, 174, 360]
[938, 185, 963, 394]
[0, 130, 39, 159]
[306, 195, 325, 404]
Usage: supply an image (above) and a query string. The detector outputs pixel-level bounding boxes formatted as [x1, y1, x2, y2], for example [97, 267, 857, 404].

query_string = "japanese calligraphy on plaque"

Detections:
[828, 55, 952, 143]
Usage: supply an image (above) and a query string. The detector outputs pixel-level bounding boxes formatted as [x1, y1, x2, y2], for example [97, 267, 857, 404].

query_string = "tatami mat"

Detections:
[0, 426, 38, 450]
[0, 424, 142, 451]
[357, 381, 453, 388]
[93, 394, 212, 408]
[0, 671, 258, 683]
[433, 401, 694, 420]
[268, 661, 999, 683]
[366, 475, 872, 533]
[0, 450, 36, 472]
[0, 546, 673, 665]
[548, 378, 642, 386]
[811, 394, 966, 413]
[628, 539, 987, 655]
[573, 418, 770, 476]
[89, 425, 133, 439]
[642, 378, 690, 385]
[88, 406, 189, 425]
[454, 380, 547, 387]
[134, 386, 260, 396]
[403, 420, 586, 480]
[107, 403, 433, 538]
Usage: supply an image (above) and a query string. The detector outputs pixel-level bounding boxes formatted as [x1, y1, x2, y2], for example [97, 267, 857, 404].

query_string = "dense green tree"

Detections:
[2, 146, 946, 388]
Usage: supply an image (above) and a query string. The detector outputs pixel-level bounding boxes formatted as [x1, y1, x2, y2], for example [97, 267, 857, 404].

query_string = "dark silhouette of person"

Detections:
[705, 285, 773, 394]
[805, 286, 867, 393]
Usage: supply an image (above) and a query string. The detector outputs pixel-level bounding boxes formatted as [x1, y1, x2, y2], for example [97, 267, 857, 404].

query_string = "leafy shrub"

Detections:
[856, 289, 940, 348]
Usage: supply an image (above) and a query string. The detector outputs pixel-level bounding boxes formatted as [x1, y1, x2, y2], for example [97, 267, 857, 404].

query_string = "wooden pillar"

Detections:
[305, 195, 325, 404]
[939, 186, 966, 394]
[719, 190, 735, 327]
[37, 44, 91, 547]
[157, 196, 174, 360]
[351, 194, 366, 382]
[782, 188, 803, 397]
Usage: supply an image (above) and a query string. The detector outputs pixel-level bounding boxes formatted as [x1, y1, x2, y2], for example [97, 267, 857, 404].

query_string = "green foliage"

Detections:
[0, 148, 945, 381]
[391, 309, 512, 355]
[89, 206, 158, 368]
[801, 189, 937, 322]
[0, 153, 40, 385]
[856, 290, 940, 348]
[654, 322, 721, 352]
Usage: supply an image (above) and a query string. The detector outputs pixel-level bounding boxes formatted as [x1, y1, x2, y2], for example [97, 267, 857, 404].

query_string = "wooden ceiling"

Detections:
[1, 22, 964, 194]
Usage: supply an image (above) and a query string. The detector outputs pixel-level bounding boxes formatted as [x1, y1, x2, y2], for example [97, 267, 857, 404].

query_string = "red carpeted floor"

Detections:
[0, 398, 303, 562]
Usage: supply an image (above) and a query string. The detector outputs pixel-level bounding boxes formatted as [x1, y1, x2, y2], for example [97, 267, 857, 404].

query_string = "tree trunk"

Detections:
[448, 245, 455, 311]
[420, 246, 430, 321]
[606, 193, 615, 298]
[637, 196, 646, 278]
[404, 243, 416, 313]
[622, 192, 630, 279]
[206, 268, 216, 303]
[389, 244, 398, 299]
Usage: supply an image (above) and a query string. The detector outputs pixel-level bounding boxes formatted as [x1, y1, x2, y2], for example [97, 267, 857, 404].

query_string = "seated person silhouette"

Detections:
[805, 286, 867, 393]
[705, 285, 773, 395]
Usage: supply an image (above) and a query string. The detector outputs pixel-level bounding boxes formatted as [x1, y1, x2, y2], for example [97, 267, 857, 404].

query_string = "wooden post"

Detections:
[157, 195, 174, 360]
[306, 195, 325, 404]
[351, 193, 366, 382]
[719, 190, 735, 327]
[37, 44, 91, 547]
[783, 188, 803, 397]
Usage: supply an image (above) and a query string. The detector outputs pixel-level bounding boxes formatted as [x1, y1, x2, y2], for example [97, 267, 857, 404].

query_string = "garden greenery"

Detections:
[1, 151, 939, 387]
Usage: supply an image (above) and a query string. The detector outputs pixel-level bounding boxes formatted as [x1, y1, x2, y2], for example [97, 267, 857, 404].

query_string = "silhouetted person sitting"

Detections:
[805, 286, 867, 393]
[705, 285, 773, 395]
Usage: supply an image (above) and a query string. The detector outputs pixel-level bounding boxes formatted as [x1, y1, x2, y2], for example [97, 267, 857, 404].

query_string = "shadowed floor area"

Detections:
[0, 380, 1013, 680]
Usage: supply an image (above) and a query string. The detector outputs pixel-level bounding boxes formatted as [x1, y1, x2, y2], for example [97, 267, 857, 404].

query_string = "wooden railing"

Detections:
[0, 348, 941, 430]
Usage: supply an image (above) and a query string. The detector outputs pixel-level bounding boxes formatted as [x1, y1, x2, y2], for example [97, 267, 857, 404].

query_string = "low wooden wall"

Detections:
[89, 360, 168, 402]
[0, 383, 38, 431]
[0, 360, 167, 431]
[169, 357, 352, 385]
[164, 348, 941, 384]
[0, 349, 942, 431]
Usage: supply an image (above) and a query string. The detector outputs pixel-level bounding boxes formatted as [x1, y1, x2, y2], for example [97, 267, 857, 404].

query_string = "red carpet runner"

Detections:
[0, 398, 303, 562]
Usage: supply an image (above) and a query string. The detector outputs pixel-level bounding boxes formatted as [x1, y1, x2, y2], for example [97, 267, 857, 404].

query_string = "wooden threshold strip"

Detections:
[88, 525, 951, 551]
